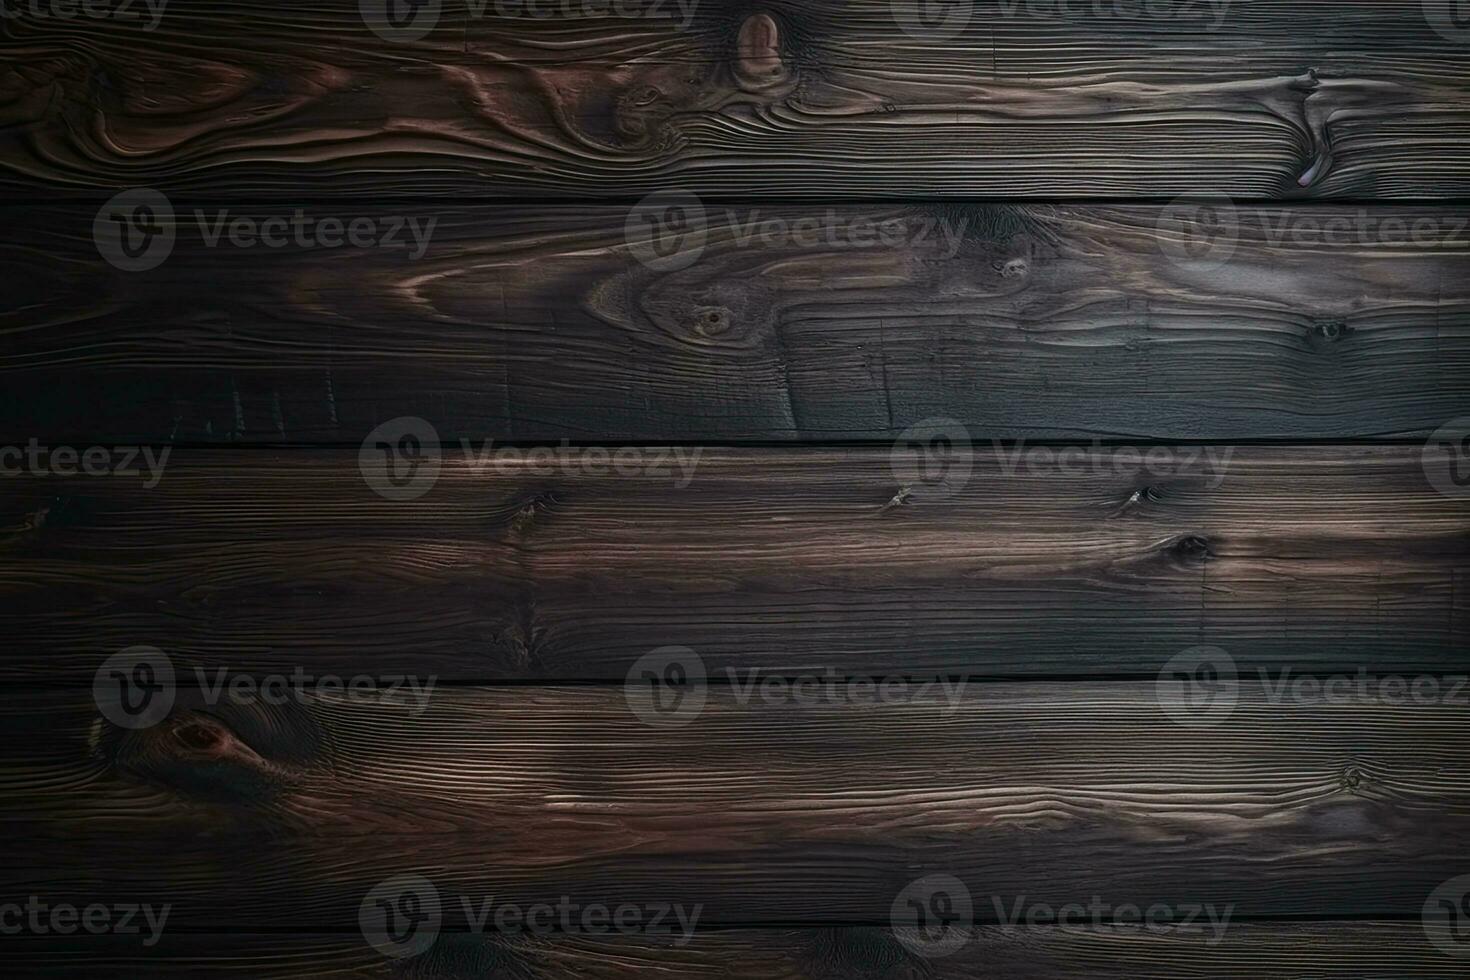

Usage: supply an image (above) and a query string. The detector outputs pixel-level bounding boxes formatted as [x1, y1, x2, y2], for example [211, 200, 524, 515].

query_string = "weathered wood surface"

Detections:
[3, 1, 1470, 198]
[2, 446, 1466, 681]
[4, 685, 1470, 928]
[6, 924, 1467, 978]
[3, 203, 1468, 444]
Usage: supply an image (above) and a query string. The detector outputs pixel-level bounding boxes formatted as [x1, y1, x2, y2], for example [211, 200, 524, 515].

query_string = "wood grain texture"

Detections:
[3, 684, 1470, 927]
[3, 203, 1468, 443]
[2, 445, 1467, 681]
[6, 924, 1468, 978]
[4, 0, 1470, 198]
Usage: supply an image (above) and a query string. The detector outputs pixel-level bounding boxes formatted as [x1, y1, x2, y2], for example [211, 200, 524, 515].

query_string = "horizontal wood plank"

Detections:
[1, 445, 1467, 681]
[2, 203, 1468, 443]
[3, 1, 1470, 197]
[5, 924, 1468, 978]
[3, 684, 1470, 928]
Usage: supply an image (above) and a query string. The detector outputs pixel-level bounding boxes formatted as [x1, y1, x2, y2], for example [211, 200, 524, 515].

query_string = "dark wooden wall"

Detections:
[2, 0, 1469, 976]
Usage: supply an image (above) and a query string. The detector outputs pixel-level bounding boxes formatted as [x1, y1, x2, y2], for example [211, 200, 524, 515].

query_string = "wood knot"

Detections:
[1310, 318, 1350, 343]
[734, 13, 790, 92]
[1117, 485, 1164, 514]
[1341, 765, 1364, 792]
[105, 697, 320, 807]
[693, 306, 733, 336]
[1171, 534, 1214, 562]
[509, 490, 559, 537]
[998, 257, 1028, 278]
[171, 715, 235, 756]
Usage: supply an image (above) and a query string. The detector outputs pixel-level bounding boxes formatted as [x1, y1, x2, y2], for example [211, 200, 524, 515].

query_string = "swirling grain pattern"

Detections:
[1, 203, 1466, 443]
[2, 0, 1469, 196]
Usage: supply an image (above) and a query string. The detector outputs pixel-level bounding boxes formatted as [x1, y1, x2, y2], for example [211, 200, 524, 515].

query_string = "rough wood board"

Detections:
[3, 685, 1470, 928]
[5, 924, 1467, 978]
[1, 445, 1466, 680]
[3, 1, 1470, 197]
[2, 204, 1467, 443]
